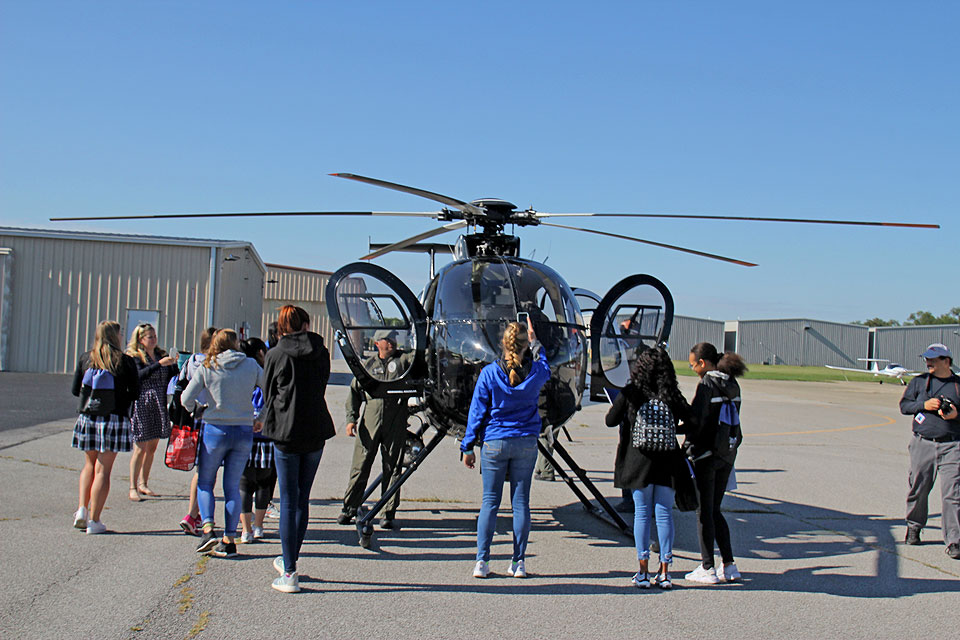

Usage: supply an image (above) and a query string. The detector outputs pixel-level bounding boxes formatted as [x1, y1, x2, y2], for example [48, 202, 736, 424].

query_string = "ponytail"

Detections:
[690, 341, 748, 379]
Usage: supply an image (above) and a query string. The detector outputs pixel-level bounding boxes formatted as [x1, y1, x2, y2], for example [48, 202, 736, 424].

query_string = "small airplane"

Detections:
[825, 358, 920, 384]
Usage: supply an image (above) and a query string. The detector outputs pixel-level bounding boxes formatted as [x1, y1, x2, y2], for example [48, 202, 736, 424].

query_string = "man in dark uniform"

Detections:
[338, 329, 413, 530]
[900, 343, 960, 559]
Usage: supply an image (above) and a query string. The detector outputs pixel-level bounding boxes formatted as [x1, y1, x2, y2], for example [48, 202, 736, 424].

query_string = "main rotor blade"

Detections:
[535, 212, 939, 229]
[331, 173, 485, 217]
[49, 211, 440, 222]
[540, 222, 758, 267]
[360, 221, 468, 260]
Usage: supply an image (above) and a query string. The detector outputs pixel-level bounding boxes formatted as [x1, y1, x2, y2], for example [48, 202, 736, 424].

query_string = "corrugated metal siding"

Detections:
[214, 247, 266, 341]
[874, 325, 960, 369]
[262, 265, 335, 353]
[666, 315, 724, 360]
[735, 319, 868, 366]
[0, 233, 211, 372]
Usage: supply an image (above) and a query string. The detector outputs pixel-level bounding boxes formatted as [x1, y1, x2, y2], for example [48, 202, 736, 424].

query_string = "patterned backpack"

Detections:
[632, 398, 678, 451]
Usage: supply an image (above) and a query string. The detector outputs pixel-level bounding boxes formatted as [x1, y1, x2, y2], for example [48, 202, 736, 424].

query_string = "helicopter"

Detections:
[52, 173, 939, 548]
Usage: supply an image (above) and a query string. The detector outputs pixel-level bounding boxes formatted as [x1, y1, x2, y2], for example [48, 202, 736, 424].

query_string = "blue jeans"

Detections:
[477, 436, 538, 563]
[274, 446, 324, 575]
[632, 484, 675, 564]
[197, 423, 253, 537]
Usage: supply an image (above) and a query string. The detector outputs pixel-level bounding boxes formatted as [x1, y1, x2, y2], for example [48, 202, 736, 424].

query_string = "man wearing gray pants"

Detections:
[899, 343, 960, 559]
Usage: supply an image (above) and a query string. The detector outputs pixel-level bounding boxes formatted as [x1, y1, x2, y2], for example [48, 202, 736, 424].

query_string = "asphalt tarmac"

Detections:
[1, 365, 958, 639]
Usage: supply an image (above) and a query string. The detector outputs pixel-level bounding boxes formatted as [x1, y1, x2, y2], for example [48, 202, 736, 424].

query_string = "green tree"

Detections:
[904, 307, 960, 326]
[854, 317, 900, 327]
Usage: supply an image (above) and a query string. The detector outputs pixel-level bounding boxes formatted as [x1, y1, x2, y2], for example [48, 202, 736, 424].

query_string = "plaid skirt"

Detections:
[248, 439, 276, 470]
[72, 413, 133, 453]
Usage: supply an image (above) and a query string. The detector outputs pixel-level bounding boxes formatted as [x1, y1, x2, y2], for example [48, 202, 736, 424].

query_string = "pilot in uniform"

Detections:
[338, 329, 413, 529]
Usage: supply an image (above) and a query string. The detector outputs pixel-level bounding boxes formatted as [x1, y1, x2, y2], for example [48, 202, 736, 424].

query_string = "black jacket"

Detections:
[606, 383, 688, 490]
[71, 351, 140, 418]
[685, 371, 742, 464]
[900, 372, 960, 439]
[261, 331, 336, 454]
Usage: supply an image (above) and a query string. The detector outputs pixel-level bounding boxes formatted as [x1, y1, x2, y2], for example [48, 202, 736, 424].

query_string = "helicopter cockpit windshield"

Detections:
[424, 257, 586, 436]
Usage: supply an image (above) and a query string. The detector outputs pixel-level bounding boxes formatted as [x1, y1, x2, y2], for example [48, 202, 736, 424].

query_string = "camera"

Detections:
[939, 396, 956, 416]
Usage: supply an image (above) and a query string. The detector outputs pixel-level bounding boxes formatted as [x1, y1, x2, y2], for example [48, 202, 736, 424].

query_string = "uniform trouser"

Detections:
[534, 425, 559, 478]
[342, 419, 407, 516]
[906, 434, 960, 546]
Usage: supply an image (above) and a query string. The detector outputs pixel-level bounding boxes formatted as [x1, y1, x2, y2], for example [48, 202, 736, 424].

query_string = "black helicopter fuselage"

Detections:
[419, 255, 587, 438]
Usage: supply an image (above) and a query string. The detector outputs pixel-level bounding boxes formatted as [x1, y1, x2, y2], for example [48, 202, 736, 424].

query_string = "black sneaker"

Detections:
[946, 543, 960, 559]
[905, 526, 921, 545]
[210, 541, 237, 558]
[337, 511, 355, 525]
[379, 515, 396, 530]
[196, 530, 218, 554]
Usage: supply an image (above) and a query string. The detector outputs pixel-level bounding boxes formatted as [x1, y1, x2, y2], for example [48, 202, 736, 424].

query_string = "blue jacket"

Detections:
[461, 346, 550, 452]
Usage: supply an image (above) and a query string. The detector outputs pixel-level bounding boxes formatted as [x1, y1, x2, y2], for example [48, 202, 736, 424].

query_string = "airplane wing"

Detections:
[825, 365, 876, 373]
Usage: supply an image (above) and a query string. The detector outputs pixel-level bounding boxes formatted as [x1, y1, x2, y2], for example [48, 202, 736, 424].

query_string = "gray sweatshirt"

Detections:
[182, 350, 264, 427]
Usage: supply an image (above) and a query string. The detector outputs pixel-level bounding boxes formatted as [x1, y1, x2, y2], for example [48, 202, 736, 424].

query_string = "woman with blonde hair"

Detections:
[126, 323, 178, 500]
[182, 328, 264, 558]
[461, 320, 550, 579]
[70, 320, 140, 533]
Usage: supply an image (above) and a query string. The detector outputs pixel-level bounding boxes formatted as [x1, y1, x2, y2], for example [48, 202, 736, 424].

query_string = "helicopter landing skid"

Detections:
[354, 426, 448, 548]
[537, 440, 632, 537]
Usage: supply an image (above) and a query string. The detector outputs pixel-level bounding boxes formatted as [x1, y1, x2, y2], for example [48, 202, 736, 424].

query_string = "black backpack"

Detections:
[79, 368, 116, 417]
[632, 398, 678, 451]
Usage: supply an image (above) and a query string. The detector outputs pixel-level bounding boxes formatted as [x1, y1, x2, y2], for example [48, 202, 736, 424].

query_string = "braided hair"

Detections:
[501, 321, 530, 387]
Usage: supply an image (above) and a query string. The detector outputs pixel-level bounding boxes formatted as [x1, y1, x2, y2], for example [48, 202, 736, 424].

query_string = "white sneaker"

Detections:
[717, 562, 741, 582]
[272, 571, 299, 593]
[508, 560, 527, 578]
[86, 520, 107, 535]
[73, 507, 88, 530]
[473, 560, 490, 578]
[240, 531, 254, 544]
[253, 525, 264, 540]
[684, 564, 719, 584]
[273, 556, 285, 575]
[265, 503, 280, 519]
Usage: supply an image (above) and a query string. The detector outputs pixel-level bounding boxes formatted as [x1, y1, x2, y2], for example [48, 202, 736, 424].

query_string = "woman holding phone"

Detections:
[461, 318, 550, 579]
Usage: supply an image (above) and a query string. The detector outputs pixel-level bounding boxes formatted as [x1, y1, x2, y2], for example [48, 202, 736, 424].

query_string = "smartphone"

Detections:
[517, 312, 529, 325]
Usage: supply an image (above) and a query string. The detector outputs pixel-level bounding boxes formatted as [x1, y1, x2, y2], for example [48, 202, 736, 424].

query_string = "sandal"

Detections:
[129, 488, 142, 502]
[137, 484, 158, 497]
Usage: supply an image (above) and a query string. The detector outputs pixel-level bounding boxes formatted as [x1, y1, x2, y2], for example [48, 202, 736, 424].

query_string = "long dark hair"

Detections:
[690, 342, 748, 378]
[628, 346, 689, 413]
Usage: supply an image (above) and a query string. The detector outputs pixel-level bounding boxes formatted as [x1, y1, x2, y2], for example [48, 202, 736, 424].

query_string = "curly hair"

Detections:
[629, 346, 689, 413]
[501, 322, 530, 387]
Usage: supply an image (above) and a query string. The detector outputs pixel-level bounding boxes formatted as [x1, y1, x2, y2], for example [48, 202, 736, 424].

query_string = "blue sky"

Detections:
[2, 1, 956, 323]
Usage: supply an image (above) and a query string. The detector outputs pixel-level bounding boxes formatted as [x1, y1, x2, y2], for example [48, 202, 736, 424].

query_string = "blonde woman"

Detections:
[70, 321, 140, 533]
[127, 323, 178, 501]
[461, 320, 550, 579]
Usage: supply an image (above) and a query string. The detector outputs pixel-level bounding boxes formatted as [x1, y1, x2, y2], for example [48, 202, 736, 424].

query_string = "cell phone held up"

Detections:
[516, 312, 529, 326]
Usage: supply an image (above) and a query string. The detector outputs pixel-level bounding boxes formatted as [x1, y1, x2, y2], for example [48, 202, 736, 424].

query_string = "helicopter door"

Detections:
[325, 262, 428, 398]
[589, 275, 674, 401]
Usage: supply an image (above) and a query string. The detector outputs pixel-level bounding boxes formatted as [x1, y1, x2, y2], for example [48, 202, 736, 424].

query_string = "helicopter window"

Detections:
[334, 277, 417, 382]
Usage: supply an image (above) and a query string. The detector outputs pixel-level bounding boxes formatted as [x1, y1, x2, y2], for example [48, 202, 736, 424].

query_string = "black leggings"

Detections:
[694, 457, 735, 570]
[239, 465, 277, 513]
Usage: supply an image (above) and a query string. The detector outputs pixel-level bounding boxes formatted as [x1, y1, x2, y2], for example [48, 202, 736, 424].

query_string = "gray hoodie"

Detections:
[182, 349, 264, 427]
